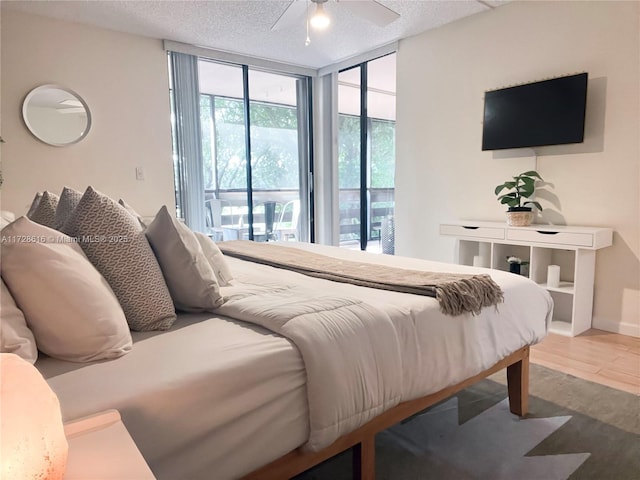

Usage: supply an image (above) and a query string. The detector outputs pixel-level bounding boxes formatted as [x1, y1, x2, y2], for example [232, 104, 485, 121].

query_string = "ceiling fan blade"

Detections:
[271, 0, 308, 31]
[338, 0, 400, 27]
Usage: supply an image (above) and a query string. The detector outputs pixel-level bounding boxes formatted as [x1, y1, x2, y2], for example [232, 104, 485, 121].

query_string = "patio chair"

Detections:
[274, 199, 300, 241]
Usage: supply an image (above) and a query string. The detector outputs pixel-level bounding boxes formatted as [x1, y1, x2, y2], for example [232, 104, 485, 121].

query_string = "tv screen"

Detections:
[482, 73, 588, 150]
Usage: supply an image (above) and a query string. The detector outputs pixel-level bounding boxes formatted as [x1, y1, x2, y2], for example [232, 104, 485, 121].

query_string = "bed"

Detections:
[35, 242, 552, 480]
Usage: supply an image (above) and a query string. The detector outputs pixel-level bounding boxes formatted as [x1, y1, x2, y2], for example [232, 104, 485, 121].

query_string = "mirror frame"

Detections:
[22, 84, 92, 147]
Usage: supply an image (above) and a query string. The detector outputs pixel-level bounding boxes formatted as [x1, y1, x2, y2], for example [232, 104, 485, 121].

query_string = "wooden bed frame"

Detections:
[242, 345, 529, 480]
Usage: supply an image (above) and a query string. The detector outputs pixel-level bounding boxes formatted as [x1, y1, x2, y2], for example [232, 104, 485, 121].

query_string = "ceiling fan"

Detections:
[271, 0, 401, 32]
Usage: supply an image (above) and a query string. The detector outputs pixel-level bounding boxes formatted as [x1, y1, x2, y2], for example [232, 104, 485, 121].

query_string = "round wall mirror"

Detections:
[22, 85, 91, 147]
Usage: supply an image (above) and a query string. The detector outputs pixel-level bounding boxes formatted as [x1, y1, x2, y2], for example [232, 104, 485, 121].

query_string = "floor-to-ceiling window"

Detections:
[172, 57, 312, 242]
[338, 53, 396, 252]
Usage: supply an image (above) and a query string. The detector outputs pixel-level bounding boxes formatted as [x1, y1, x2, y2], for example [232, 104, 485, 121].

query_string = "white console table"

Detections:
[440, 221, 613, 337]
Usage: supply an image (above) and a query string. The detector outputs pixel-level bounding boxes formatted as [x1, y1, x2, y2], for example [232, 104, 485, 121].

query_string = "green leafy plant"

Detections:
[494, 170, 543, 211]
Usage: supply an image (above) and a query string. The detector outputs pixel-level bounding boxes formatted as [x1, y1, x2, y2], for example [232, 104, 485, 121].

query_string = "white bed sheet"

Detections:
[37, 314, 309, 480]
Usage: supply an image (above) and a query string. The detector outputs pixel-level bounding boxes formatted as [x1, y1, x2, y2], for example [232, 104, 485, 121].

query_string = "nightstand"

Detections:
[64, 409, 155, 479]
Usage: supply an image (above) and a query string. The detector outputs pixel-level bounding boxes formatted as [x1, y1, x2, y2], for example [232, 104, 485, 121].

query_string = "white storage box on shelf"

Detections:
[440, 221, 613, 337]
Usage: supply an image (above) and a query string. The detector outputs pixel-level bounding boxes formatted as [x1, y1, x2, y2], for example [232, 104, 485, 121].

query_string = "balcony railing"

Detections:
[205, 189, 299, 227]
[338, 187, 395, 243]
[204, 187, 394, 245]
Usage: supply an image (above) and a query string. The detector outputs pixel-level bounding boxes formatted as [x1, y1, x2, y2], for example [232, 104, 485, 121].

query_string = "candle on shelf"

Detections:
[547, 265, 561, 288]
[479, 243, 491, 264]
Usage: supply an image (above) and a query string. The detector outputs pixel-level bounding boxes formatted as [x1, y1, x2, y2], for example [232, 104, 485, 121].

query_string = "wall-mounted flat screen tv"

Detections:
[482, 73, 588, 151]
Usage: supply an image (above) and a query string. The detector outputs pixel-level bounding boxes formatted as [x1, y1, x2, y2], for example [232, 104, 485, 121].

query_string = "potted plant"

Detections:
[494, 170, 543, 226]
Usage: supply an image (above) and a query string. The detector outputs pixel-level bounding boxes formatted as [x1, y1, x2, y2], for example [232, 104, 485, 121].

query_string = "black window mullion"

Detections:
[359, 64, 368, 251]
[295, 77, 315, 244]
[366, 116, 373, 244]
[210, 95, 219, 198]
[307, 77, 315, 243]
[242, 65, 254, 240]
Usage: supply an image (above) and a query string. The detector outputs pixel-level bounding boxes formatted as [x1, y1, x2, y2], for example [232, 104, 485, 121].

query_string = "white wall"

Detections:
[395, 1, 639, 335]
[0, 9, 175, 217]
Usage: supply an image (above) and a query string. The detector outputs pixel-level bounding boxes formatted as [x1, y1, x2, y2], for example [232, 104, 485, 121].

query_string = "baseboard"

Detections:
[592, 318, 640, 338]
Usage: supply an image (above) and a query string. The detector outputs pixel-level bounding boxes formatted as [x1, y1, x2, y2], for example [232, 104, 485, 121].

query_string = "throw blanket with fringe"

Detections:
[219, 241, 503, 316]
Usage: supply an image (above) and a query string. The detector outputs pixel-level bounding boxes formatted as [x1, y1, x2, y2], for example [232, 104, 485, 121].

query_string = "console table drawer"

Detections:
[507, 229, 593, 247]
[440, 224, 504, 240]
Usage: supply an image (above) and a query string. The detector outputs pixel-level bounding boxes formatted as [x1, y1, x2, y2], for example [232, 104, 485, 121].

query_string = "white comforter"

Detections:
[220, 243, 553, 453]
[216, 282, 403, 452]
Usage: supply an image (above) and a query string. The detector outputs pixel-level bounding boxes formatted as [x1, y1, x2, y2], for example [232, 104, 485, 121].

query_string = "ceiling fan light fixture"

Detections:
[310, 3, 330, 30]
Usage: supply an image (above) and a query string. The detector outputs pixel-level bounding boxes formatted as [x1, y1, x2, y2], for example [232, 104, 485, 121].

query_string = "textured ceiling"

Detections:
[4, 0, 508, 69]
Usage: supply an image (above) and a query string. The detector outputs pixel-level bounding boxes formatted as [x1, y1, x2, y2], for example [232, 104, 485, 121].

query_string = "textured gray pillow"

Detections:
[26, 192, 42, 217]
[54, 186, 83, 230]
[62, 186, 176, 331]
[146, 206, 224, 311]
[29, 191, 59, 228]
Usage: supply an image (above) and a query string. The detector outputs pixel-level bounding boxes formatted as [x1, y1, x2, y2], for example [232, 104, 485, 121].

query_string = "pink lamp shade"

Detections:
[1, 353, 68, 479]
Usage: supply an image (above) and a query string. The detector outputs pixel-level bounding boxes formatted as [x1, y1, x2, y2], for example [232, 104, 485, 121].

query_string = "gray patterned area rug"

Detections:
[296, 364, 640, 480]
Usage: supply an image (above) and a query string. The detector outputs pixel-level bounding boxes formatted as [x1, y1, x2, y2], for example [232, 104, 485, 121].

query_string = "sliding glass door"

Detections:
[196, 59, 311, 242]
[248, 70, 308, 242]
[338, 54, 396, 252]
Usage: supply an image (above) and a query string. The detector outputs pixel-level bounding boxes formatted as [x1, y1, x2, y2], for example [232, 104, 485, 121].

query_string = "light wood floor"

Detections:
[531, 329, 640, 395]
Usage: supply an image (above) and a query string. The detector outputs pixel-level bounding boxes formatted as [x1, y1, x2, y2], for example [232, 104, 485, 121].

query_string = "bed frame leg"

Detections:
[506, 346, 529, 416]
[352, 435, 375, 480]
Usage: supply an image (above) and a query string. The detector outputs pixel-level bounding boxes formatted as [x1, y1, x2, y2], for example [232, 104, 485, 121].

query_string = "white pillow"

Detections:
[0, 217, 132, 362]
[194, 232, 234, 286]
[0, 211, 15, 229]
[0, 279, 38, 364]
[146, 206, 224, 311]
